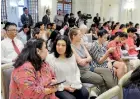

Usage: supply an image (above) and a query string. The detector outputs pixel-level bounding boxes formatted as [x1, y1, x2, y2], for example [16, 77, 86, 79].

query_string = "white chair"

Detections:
[96, 86, 122, 99]
[1, 63, 14, 99]
[83, 83, 98, 99]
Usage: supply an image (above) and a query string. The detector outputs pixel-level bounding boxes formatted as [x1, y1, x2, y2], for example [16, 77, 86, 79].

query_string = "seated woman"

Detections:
[35, 22, 48, 41]
[46, 35, 89, 99]
[9, 38, 58, 99]
[123, 66, 140, 99]
[70, 28, 117, 93]
[89, 30, 126, 80]
[17, 24, 29, 44]
[107, 32, 128, 61]
[125, 27, 138, 56]
[32, 28, 42, 39]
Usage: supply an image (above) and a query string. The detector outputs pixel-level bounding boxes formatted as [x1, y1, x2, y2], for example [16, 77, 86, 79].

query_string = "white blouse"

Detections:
[46, 54, 82, 90]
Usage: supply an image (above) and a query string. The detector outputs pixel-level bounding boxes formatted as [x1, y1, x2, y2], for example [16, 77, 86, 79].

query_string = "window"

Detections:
[1, 0, 7, 23]
[57, 0, 72, 15]
[27, 0, 38, 25]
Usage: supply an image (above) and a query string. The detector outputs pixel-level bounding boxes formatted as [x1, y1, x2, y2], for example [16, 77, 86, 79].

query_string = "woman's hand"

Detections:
[64, 86, 76, 92]
[107, 47, 115, 54]
[45, 85, 58, 95]
[50, 79, 57, 85]
[78, 59, 89, 66]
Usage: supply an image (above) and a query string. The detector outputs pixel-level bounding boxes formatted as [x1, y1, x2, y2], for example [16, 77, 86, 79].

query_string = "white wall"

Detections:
[7, 0, 19, 25]
[38, 0, 56, 22]
[118, 0, 140, 24]
[37, 0, 140, 25]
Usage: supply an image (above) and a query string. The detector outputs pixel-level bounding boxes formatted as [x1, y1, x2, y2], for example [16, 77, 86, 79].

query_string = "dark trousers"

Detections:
[55, 86, 89, 99]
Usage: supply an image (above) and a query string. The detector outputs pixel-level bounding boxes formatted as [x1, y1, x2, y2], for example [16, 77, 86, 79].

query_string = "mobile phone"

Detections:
[50, 80, 66, 86]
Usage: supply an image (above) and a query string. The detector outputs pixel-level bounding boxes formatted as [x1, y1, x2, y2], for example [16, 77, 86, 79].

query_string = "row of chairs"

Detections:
[96, 70, 133, 99]
[1, 62, 134, 99]
[1, 63, 98, 99]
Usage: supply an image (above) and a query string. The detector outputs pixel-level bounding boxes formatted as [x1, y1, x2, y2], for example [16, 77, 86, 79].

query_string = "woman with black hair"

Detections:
[119, 24, 126, 33]
[46, 35, 89, 99]
[123, 66, 140, 99]
[47, 29, 60, 52]
[107, 32, 128, 61]
[35, 22, 48, 41]
[32, 28, 42, 39]
[111, 24, 120, 35]
[9, 38, 58, 99]
[17, 24, 29, 44]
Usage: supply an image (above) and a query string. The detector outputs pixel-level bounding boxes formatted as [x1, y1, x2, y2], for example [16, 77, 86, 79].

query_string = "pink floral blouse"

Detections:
[9, 61, 58, 99]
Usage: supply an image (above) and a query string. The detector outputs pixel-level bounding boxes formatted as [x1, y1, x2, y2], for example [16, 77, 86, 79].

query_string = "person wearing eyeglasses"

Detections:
[1, 22, 24, 64]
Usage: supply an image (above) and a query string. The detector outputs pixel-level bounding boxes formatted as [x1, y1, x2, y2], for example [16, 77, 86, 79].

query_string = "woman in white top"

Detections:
[17, 24, 29, 44]
[35, 22, 48, 41]
[46, 35, 89, 99]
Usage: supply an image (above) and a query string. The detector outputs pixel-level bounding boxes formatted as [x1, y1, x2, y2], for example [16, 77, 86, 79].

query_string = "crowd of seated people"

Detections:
[1, 18, 140, 99]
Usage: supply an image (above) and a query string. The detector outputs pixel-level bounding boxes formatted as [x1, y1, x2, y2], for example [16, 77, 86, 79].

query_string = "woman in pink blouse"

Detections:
[9, 38, 58, 99]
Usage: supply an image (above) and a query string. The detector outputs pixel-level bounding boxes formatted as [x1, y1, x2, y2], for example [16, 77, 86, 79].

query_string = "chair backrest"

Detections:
[1, 63, 14, 99]
[118, 70, 133, 86]
[118, 70, 133, 98]
[96, 86, 122, 99]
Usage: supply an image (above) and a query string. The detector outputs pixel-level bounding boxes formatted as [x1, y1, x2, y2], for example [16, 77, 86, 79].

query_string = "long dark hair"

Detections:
[51, 35, 73, 58]
[123, 66, 140, 88]
[14, 38, 45, 71]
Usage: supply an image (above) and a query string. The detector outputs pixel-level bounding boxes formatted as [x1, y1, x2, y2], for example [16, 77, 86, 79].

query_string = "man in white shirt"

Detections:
[1, 23, 24, 64]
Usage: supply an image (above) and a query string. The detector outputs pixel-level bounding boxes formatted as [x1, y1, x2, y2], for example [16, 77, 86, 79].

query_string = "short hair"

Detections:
[115, 32, 128, 38]
[50, 23, 55, 27]
[129, 21, 133, 26]
[116, 22, 120, 25]
[70, 13, 74, 16]
[32, 28, 40, 38]
[46, 9, 50, 14]
[103, 22, 108, 27]
[23, 24, 29, 29]
[3, 22, 11, 30]
[18, 24, 29, 32]
[91, 24, 97, 28]
[127, 27, 137, 33]
[135, 23, 139, 28]
[69, 28, 80, 40]
[6, 22, 17, 30]
[97, 29, 108, 37]
[120, 24, 126, 29]
[51, 35, 72, 58]
[35, 22, 44, 28]
[126, 23, 129, 28]
[77, 11, 81, 15]
[112, 24, 119, 30]
[14, 38, 45, 71]
[47, 23, 51, 28]
[23, 7, 27, 12]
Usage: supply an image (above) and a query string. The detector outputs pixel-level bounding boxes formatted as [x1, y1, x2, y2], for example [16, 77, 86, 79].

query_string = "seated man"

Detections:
[1, 22, 24, 64]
